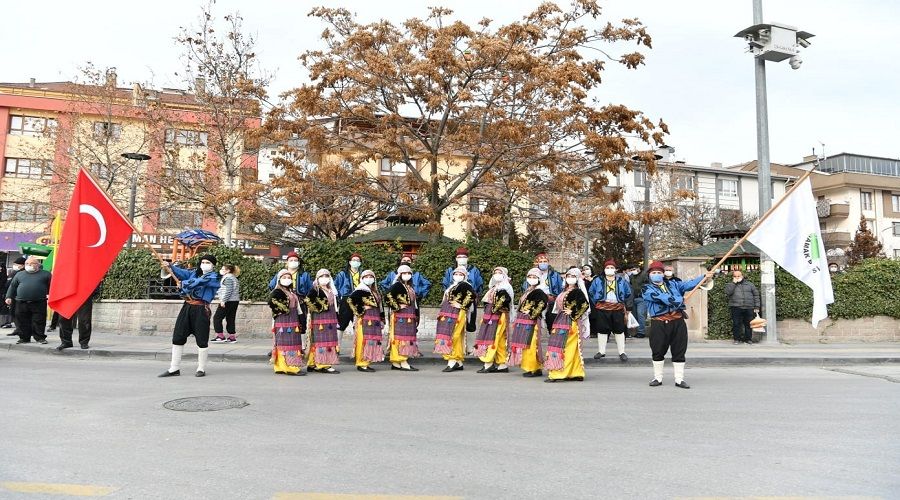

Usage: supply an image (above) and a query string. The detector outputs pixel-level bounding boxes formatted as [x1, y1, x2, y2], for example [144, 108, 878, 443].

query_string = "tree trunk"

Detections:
[223, 211, 235, 245]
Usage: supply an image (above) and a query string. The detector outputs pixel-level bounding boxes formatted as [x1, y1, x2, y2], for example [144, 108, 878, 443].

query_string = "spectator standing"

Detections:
[211, 264, 241, 343]
[5, 257, 51, 344]
[56, 286, 99, 350]
[724, 270, 760, 345]
[629, 266, 648, 338]
[4, 257, 26, 333]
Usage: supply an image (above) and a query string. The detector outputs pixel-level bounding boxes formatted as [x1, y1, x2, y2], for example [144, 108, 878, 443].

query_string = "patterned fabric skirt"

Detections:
[392, 306, 420, 356]
[310, 308, 340, 365]
[508, 316, 539, 367]
[434, 301, 463, 355]
[359, 308, 384, 363]
[273, 310, 304, 372]
[473, 302, 501, 357]
[545, 312, 573, 371]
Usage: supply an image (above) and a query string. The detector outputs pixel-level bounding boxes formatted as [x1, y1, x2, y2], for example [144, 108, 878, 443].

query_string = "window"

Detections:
[89, 163, 118, 181]
[158, 209, 203, 228]
[674, 174, 694, 191]
[469, 197, 488, 213]
[165, 128, 208, 147]
[0, 201, 50, 222]
[895, 249, 900, 260]
[380, 158, 409, 176]
[634, 168, 647, 187]
[860, 191, 873, 211]
[894, 222, 900, 237]
[4, 158, 53, 179]
[164, 167, 201, 185]
[718, 179, 738, 197]
[8, 115, 57, 137]
[892, 194, 900, 213]
[93, 121, 122, 141]
[819, 221, 826, 231]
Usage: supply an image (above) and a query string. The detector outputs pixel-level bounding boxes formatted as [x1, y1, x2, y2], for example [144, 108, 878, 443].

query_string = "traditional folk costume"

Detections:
[267, 251, 313, 342]
[642, 260, 709, 389]
[268, 270, 306, 375]
[384, 265, 421, 372]
[304, 269, 341, 374]
[520, 253, 564, 333]
[347, 269, 385, 372]
[435, 266, 476, 372]
[510, 267, 548, 377]
[474, 267, 514, 374]
[441, 247, 483, 333]
[588, 259, 632, 362]
[334, 252, 364, 331]
[159, 255, 221, 378]
[545, 268, 590, 383]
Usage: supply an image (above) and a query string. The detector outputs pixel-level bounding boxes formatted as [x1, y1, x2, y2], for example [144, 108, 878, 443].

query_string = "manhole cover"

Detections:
[163, 396, 249, 412]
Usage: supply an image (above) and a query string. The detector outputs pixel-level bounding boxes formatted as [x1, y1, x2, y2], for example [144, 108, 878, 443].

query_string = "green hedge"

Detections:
[101, 239, 540, 304]
[706, 258, 900, 339]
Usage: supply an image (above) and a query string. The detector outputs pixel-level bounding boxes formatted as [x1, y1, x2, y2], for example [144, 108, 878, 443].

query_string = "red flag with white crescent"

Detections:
[48, 169, 133, 318]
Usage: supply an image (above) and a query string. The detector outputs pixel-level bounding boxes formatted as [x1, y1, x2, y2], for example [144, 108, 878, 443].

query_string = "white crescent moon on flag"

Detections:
[79, 204, 107, 248]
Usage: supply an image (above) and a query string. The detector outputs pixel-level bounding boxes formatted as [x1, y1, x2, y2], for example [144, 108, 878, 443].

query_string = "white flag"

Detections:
[747, 178, 835, 327]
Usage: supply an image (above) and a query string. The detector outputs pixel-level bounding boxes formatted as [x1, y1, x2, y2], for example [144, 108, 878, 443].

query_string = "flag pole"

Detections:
[77, 167, 180, 284]
[683, 166, 817, 301]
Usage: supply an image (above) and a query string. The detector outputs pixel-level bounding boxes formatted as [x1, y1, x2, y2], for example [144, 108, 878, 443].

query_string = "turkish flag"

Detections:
[48, 169, 133, 318]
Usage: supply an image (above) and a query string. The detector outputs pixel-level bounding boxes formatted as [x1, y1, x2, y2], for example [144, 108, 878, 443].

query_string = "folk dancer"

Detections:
[159, 255, 221, 378]
[268, 269, 306, 376]
[473, 267, 514, 374]
[384, 265, 421, 371]
[346, 269, 385, 372]
[435, 266, 475, 372]
[588, 259, 632, 362]
[509, 267, 548, 378]
[642, 261, 714, 389]
[545, 267, 590, 383]
[305, 269, 341, 374]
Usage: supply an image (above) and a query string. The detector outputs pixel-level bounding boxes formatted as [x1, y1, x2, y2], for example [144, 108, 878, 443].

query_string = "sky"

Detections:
[2, 0, 898, 167]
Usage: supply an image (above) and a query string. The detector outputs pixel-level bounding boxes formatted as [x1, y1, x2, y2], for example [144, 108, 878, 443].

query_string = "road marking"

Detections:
[274, 494, 462, 500]
[0, 482, 116, 496]
[824, 367, 900, 383]
[675, 496, 882, 500]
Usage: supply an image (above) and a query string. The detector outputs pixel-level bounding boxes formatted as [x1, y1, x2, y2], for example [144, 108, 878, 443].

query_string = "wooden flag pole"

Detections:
[77, 167, 180, 285]
[683, 166, 818, 301]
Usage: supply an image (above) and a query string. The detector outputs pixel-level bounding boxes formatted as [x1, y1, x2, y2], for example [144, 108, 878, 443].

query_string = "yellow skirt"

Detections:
[520, 325, 543, 373]
[437, 309, 467, 363]
[478, 313, 509, 366]
[548, 321, 585, 380]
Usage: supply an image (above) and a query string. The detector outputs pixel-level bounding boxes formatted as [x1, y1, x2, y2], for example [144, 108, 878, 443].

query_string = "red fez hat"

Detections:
[350, 252, 362, 260]
[648, 260, 665, 272]
[455, 247, 469, 257]
[604, 259, 617, 268]
[286, 251, 300, 260]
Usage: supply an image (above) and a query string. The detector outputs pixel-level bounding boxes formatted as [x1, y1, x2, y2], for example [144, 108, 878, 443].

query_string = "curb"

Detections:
[4, 342, 899, 367]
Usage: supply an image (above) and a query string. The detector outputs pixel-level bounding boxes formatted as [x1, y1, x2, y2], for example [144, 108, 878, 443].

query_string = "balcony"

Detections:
[821, 230, 852, 248]
[817, 199, 850, 219]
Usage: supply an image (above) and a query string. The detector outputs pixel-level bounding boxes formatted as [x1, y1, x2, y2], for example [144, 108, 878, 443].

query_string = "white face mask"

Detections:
[733, 277, 743, 283]
[664, 271, 674, 277]
[401, 273, 412, 281]
[565, 276, 578, 285]
[604, 268, 615, 276]
[456, 257, 468, 266]
[13, 265, 23, 271]
[349, 260, 361, 269]
[527, 277, 540, 286]
[287, 260, 300, 270]
[362, 277, 375, 286]
[452, 274, 465, 283]
[279, 278, 293, 287]
[317, 276, 331, 286]
[200, 263, 213, 273]
[25, 264, 37, 273]
[491, 274, 504, 285]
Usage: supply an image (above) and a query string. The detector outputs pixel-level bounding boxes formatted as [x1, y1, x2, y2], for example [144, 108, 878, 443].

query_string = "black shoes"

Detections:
[80, 344, 89, 349]
[5, 332, 17, 336]
[649, 379, 662, 387]
[392, 364, 419, 372]
[571, 376, 584, 382]
[442, 363, 464, 372]
[594, 352, 606, 359]
[15, 339, 29, 344]
[357, 366, 376, 372]
[56, 343, 74, 351]
[159, 370, 180, 378]
[522, 370, 542, 378]
[195, 371, 205, 377]
[316, 367, 340, 374]
[36, 338, 48, 344]
[675, 381, 690, 389]
[619, 353, 628, 362]
[634, 334, 646, 339]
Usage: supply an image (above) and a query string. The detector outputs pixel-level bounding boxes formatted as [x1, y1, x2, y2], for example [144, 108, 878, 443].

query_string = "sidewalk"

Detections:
[2, 327, 898, 366]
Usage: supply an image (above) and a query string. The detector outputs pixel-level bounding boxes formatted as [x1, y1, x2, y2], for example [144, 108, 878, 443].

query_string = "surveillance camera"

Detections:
[798, 37, 811, 48]
[789, 55, 802, 70]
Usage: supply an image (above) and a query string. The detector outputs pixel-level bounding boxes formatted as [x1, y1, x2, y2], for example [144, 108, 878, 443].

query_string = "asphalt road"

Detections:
[1, 352, 897, 500]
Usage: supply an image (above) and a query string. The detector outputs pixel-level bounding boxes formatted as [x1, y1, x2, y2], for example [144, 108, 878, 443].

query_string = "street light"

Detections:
[631, 148, 667, 271]
[734, 1, 814, 344]
[120, 152, 151, 247]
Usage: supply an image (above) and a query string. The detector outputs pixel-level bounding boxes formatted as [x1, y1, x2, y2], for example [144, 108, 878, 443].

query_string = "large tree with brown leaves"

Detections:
[274, 0, 667, 242]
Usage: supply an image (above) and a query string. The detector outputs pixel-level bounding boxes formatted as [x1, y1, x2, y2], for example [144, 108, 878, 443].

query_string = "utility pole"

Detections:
[121, 152, 152, 248]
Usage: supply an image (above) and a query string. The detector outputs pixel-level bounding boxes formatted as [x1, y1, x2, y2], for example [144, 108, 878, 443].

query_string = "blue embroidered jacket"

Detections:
[442, 265, 484, 295]
[588, 275, 633, 308]
[641, 275, 705, 318]
[171, 265, 221, 303]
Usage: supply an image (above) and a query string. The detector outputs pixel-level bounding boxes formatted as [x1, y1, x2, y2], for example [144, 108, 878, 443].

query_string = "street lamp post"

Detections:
[121, 152, 151, 247]
[735, 1, 813, 344]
